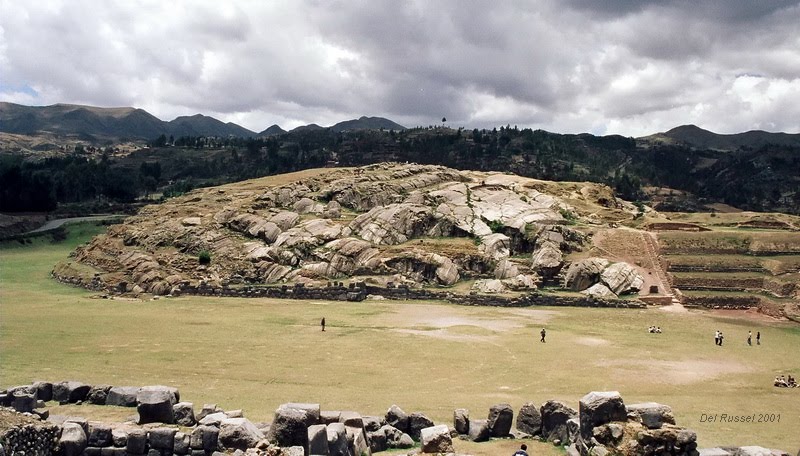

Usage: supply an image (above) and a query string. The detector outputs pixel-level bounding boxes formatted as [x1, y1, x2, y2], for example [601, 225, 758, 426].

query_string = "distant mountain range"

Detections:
[0, 102, 406, 141]
[2, 102, 799, 151]
[641, 124, 800, 150]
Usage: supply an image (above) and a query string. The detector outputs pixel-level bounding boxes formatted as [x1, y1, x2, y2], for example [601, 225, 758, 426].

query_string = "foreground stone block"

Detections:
[148, 427, 176, 451]
[126, 428, 147, 455]
[307, 424, 328, 455]
[60, 421, 87, 456]
[453, 408, 469, 435]
[173, 401, 197, 426]
[219, 417, 263, 450]
[136, 388, 175, 424]
[106, 386, 140, 407]
[467, 419, 490, 442]
[407, 412, 434, 441]
[87, 421, 113, 447]
[385, 404, 409, 433]
[327, 422, 348, 456]
[540, 400, 577, 443]
[627, 402, 676, 429]
[516, 401, 542, 436]
[579, 391, 627, 439]
[34, 381, 53, 402]
[53, 381, 91, 403]
[190, 425, 219, 452]
[268, 406, 309, 449]
[420, 424, 453, 454]
[487, 403, 513, 437]
[86, 385, 112, 405]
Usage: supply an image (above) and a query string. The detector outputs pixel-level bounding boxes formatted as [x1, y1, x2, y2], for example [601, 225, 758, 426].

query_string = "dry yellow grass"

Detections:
[2, 223, 799, 453]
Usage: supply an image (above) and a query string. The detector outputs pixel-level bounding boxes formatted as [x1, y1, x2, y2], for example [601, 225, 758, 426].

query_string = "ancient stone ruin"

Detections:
[1, 381, 793, 456]
[53, 163, 649, 302]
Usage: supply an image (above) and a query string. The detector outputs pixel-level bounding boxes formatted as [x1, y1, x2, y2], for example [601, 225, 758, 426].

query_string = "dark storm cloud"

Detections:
[1, 0, 798, 135]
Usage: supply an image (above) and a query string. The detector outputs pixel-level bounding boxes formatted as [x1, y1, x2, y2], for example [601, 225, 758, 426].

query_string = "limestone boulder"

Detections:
[531, 240, 563, 270]
[579, 391, 627, 440]
[407, 412, 434, 441]
[136, 388, 175, 424]
[59, 422, 87, 456]
[420, 424, 454, 454]
[308, 424, 328, 455]
[219, 417, 263, 450]
[541, 400, 577, 443]
[327, 422, 348, 456]
[267, 406, 309, 449]
[293, 197, 325, 215]
[148, 427, 176, 452]
[350, 203, 439, 245]
[52, 381, 91, 404]
[480, 233, 511, 260]
[126, 428, 148, 455]
[174, 401, 197, 426]
[564, 258, 610, 291]
[471, 279, 506, 294]
[627, 402, 676, 430]
[190, 425, 219, 453]
[599, 262, 644, 295]
[504, 273, 538, 290]
[516, 401, 542, 436]
[86, 422, 112, 447]
[467, 419, 490, 442]
[583, 283, 616, 299]
[487, 403, 514, 437]
[385, 405, 409, 432]
[494, 258, 519, 279]
[270, 211, 301, 231]
[85, 385, 111, 405]
[453, 408, 469, 435]
[33, 381, 53, 402]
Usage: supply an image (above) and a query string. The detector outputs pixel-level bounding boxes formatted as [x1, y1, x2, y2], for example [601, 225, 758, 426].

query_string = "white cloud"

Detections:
[1, 0, 798, 135]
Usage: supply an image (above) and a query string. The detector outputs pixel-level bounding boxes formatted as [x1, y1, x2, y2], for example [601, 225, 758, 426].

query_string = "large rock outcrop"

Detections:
[58, 163, 662, 296]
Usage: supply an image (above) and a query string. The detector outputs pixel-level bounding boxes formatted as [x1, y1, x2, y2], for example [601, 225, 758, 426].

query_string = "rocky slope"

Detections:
[58, 163, 647, 297]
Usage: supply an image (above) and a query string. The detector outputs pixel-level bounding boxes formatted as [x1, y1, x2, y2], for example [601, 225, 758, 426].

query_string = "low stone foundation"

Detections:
[1, 381, 793, 456]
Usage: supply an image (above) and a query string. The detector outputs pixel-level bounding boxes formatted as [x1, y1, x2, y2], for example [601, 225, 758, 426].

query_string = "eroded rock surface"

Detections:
[59, 163, 651, 296]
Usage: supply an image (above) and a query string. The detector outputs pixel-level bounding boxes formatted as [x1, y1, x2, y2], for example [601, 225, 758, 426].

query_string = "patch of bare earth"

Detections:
[598, 358, 752, 385]
[384, 304, 561, 341]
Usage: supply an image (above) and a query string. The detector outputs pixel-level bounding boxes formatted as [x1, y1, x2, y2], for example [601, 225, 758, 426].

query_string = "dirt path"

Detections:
[24, 214, 126, 234]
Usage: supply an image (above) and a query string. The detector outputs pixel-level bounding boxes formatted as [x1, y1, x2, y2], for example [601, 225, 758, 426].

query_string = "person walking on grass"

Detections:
[513, 443, 529, 456]
[715, 330, 720, 346]
[321, 317, 326, 332]
[757, 331, 761, 345]
[540, 328, 546, 343]
[747, 331, 752, 346]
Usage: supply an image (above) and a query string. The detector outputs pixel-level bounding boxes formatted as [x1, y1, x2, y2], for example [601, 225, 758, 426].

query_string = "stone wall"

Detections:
[52, 272, 647, 309]
[672, 277, 764, 292]
[682, 295, 761, 309]
[1, 382, 792, 456]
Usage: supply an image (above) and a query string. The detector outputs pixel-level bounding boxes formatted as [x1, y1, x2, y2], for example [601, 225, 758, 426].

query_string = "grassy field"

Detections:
[2, 223, 799, 453]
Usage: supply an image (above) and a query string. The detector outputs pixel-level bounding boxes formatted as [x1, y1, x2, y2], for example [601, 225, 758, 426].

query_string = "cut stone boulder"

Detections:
[626, 402, 676, 430]
[136, 388, 175, 424]
[327, 422, 349, 456]
[467, 419, 490, 442]
[516, 401, 542, 436]
[599, 262, 644, 295]
[541, 400, 577, 443]
[59, 421, 87, 456]
[174, 401, 197, 426]
[471, 278, 506, 294]
[420, 425, 454, 454]
[308, 424, 329, 455]
[479, 233, 511, 260]
[579, 391, 628, 440]
[453, 408, 469, 435]
[407, 412, 434, 441]
[219, 417, 263, 450]
[52, 381, 91, 404]
[564, 258, 610, 291]
[487, 403, 514, 437]
[582, 282, 616, 299]
[267, 406, 309, 449]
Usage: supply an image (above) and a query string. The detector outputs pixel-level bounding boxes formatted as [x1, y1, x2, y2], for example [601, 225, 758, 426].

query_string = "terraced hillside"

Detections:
[658, 229, 800, 321]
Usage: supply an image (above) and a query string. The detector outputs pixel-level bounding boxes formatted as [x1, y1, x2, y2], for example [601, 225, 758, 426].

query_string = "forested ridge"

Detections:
[2, 126, 799, 214]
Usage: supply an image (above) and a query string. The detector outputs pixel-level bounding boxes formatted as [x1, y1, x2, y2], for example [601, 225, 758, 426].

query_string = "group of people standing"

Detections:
[714, 329, 760, 346]
[648, 325, 662, 333]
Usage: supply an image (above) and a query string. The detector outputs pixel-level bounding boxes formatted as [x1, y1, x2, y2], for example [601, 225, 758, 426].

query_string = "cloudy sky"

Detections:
[1, 0, 799, 136]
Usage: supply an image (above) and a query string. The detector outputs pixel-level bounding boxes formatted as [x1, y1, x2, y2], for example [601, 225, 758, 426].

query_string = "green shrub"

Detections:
[198, 250, 212, 265]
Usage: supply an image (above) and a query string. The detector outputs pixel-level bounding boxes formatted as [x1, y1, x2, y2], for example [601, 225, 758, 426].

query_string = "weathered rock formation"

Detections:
[54, 163, 653, 298]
